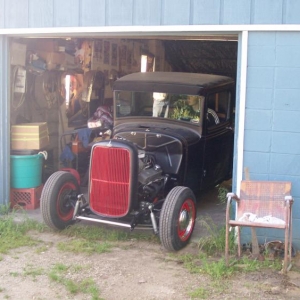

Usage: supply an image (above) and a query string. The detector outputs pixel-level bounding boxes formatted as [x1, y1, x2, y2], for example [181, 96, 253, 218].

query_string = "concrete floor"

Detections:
[192, 184, 229, 243]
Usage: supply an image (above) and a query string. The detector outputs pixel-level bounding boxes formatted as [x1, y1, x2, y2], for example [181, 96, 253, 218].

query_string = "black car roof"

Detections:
[113, 72, 235, 95]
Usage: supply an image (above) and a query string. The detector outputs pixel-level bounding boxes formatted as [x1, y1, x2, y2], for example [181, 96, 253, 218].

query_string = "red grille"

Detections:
[89, 145, 131, 217]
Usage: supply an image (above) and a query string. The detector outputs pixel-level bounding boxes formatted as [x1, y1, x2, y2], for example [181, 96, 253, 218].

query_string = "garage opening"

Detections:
[9, 34, 238, 238]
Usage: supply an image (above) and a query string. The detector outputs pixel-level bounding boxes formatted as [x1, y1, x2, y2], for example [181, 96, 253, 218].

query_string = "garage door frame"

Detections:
[0, 24, 300, 206]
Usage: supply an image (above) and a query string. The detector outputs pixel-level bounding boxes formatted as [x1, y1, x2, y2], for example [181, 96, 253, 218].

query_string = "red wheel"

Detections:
[41, 171, 80, 230]
[159, 186, 196, 251]
[177, 198, 195, 242]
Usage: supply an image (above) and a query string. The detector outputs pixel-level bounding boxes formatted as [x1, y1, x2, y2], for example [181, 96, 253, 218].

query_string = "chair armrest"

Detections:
[226, 193, 239, 224]
[226, 192, 240, 203]
[285, 195, 294, 205]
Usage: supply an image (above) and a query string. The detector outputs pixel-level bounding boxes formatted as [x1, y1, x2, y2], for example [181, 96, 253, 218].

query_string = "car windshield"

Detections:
[114, 91, 204, 125]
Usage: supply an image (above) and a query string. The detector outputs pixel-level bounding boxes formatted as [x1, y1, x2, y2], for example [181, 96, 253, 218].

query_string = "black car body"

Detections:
[41, 72, 235, 251]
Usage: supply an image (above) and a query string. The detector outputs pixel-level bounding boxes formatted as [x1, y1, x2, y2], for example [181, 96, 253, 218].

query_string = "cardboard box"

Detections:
[11, 122, 49, 150]
[36, 51, 65, 68]
[11, 42, 27, 66]
[37, 51, 77, 70]
[34, 39, 59, 52]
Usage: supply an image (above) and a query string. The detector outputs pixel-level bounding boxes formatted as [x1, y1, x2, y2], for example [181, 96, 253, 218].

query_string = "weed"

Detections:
[201, 257, 235, 279]
[0, 204, 10, 215]
[48, 263, 102, 299]
[23, 265, 45, 278]
[9, 272, 19, 277]
[73, 265, 84, 272]
[35, 244, 49, 254]
[197, 216, 236, 256]
[217, 185, 229, 204]
[0, 215, 41, 254]
[0, 287, 3, 292]
[234, 256, 282, 272]
[57, 239, 112, 254]
[189, 287, 209, 299]
[179, 253, 236, 279]
[61, 223, 158, 243]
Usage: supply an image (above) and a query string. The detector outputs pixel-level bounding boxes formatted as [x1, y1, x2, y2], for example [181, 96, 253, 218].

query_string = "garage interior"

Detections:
[9, 34, 238, 218]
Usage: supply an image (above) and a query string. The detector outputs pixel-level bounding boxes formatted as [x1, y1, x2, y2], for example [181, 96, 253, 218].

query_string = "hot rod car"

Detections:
[41, 72, 235, 251]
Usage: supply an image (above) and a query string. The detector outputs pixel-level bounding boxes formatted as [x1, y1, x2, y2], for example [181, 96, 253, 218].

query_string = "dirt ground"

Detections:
[1, 229, 300, 300]
[1, 185, 300, 299]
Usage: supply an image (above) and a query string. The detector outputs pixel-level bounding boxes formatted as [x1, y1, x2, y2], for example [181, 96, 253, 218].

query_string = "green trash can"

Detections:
[10, 151, 47, 188]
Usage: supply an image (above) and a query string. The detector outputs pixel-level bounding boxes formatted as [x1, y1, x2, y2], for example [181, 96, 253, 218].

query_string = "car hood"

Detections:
[113, 120, 201, 146]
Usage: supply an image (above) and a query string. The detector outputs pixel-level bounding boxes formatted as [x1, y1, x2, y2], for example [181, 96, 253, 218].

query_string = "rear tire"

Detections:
[41, 171, 80, 230]
[159, 186, 196, 251]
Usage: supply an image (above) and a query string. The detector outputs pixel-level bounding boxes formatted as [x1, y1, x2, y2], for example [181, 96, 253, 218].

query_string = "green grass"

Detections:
[60, 223, 158, 243]
[178, 216, 283, 281]
[179, 251, 282, 281]
[23, 264, 45, 279]
[0, 214, 46, 254]
[48, 263, 103, 300]
[189, 287, 209, 299]
[217, 185, 229, 204]
[197, 216, 236, 256]
[57, 238, 112, 254]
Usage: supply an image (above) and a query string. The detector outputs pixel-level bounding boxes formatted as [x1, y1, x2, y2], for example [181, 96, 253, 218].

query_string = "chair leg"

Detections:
[237, 226, 241, 258]
[283, 226, 289, 274]
[225, 223, 229, 265]
[287, 218, 293, 272]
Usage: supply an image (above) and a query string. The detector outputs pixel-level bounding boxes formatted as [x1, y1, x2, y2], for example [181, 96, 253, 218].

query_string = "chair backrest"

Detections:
[237, 181, 292, 222]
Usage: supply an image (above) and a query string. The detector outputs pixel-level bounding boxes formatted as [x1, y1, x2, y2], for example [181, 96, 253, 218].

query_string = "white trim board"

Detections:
[1, 24, 300, 37]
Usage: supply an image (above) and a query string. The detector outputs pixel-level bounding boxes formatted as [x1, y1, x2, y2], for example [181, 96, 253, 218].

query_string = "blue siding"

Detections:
[272, 132, 300, 154]
[106, 0, 133, 26]
[245, 32, 300, 249]
[270, 154, 300, 176]
[4, 0, 29, 28]
[53, 0, 80, 27]
[276, 46, 300, 67]
[248, 46, 276, 67]
[192, 0, 221, 25]
[245, 109, 272, 131]
[252, 0, 283, 24]
[273, 110, 300, 132]
[80, 0, 106, 27]
[293, 219, 300, 240]
[247, 67, 274, 89]
[275, 68, 300, 89]
[276, 32, 300, 45]
[1, 0, 300, 27]
[133, 0, 161, 25]
[244, 130, 271, 152]
[248, 32, 276, 46]
[0, 0, 4, 28]
[162, 0, 190, 25]
[274, 89, 300, 111]
[286, 0, 300, 23]
[243, 152, 270, 174]
[223, 0, 251, 24]
[246, 88, 273, 110]
[29, 0, 54, 27]
[0, 36, 10, 207]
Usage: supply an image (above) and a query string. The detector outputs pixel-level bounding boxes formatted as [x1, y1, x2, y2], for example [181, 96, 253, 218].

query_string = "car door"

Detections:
[201, 90, 234, 190]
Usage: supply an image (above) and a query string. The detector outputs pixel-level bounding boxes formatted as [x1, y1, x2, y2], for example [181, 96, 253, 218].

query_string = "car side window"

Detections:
[206, 91, 231, 127]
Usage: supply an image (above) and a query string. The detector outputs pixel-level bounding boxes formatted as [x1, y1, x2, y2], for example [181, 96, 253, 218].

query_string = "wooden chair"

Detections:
[225, 180, 294, 273]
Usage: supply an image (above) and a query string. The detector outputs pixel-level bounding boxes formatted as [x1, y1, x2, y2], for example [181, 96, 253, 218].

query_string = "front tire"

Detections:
[41, 171, 80, 230]
[159, 186, 196, 251]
